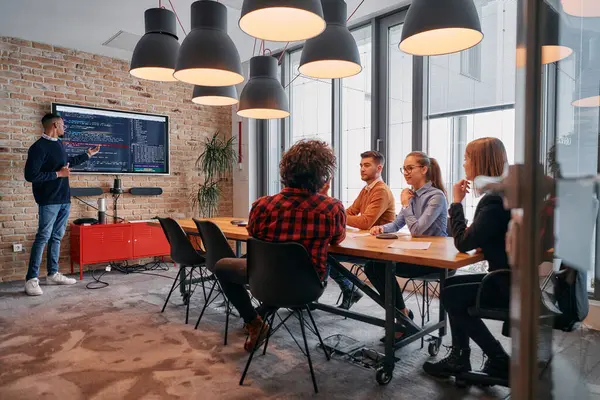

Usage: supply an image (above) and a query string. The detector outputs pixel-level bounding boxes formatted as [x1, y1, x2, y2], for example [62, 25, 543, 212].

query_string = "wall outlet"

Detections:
[12, 244, 23, 252]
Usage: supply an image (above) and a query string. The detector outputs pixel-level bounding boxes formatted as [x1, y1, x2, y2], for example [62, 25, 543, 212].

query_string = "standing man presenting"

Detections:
[23, 113, 100, 296]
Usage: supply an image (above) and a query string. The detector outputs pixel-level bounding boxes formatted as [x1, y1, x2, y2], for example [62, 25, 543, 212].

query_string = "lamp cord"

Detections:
[167, 0, 187, 36]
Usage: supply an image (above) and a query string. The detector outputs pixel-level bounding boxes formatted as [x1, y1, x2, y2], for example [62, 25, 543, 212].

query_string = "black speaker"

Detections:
[71, 187, 103, 197]
[129, 187, 163, 196]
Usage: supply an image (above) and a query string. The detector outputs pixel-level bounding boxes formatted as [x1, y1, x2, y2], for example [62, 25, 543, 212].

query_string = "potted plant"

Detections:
[192, 131, 237, 218]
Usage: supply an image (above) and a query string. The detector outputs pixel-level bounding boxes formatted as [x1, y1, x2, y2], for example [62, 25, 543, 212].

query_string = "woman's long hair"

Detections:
[406, 151, 447, 196]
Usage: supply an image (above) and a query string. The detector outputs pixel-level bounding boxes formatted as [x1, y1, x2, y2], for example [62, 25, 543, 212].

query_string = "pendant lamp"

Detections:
[561, 0, 600, 17]
[238, 56, 290, 119]
[239, 0, 326, 42]
[515, 3, 573, 66]
[572, 67, 600, 108]
[399, 0, 483, 56]
[299, 0, 361, 79]
[174, 0, 243, 86]
[192, 85, 239, 106]
[130, 8, 180, 82]
[541, 3, 572, 64]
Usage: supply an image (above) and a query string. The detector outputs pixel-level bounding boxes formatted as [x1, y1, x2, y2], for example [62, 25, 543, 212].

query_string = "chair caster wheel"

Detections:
[428, 341, 440, 356]
[376, 368, 392, 385]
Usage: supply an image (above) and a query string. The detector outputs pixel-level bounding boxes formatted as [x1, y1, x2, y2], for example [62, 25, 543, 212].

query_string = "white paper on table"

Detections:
[347, 232, 371, 238]
[346, 226, 360, 232]
[387, 241, 431, 250]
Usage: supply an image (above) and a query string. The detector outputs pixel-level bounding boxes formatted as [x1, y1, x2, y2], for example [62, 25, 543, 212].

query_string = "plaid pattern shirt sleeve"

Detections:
[247, 188, 347, 278]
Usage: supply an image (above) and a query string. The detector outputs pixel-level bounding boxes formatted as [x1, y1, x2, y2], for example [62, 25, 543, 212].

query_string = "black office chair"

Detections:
[158, 217, 207, 325]
[240, 238, 331, 394]
[455, 269, 560, 388]
[193, 219, 236, 345]
[400, 269, 457, 355]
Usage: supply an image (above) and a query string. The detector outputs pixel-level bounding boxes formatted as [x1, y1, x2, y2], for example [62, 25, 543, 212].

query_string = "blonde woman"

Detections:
[423, 137, 511, 382]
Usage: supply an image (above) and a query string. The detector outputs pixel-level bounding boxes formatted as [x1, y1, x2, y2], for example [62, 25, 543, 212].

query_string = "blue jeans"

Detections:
[26, 203, 71, 281]
[326, 254, 365, 293]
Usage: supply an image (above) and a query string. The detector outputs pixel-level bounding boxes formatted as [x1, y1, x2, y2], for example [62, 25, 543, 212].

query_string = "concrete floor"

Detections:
[0, 264, 598, 399]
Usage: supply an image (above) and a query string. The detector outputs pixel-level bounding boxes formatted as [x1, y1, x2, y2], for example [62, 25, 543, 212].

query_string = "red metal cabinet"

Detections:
[132, 222, 170, 258]
[70, 222, 170, 280]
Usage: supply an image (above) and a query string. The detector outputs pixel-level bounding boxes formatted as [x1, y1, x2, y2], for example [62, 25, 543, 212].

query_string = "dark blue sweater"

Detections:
[24, 137, 90, 205]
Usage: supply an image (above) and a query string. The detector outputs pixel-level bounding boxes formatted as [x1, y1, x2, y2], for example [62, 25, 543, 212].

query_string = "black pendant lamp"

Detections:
[238, 56, 289, 119]
[239, 0, 326, 42]
[299, 0, 361, 79]
[192, 85, 239, 106]
[130, 8, 180, 82]
[174, 0, 243, 87]
[399, 0, 483, 56]
[561, 0, 600, 17]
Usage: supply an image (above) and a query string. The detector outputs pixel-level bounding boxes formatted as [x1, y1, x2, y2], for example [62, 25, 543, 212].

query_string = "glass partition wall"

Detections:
[255, 1, 600, 397]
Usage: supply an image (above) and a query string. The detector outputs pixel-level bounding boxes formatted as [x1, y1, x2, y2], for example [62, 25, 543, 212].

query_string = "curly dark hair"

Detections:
[280, 140, 336, 193]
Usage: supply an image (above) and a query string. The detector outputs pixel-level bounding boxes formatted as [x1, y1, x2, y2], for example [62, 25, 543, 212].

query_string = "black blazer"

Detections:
[449, 194, 511, 271]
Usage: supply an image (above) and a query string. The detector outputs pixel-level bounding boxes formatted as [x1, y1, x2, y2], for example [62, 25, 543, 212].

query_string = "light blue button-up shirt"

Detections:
[382, 182, 448, 237]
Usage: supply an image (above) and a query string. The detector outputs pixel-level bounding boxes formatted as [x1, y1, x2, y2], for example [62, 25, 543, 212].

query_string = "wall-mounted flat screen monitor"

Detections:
[51, 103, 169, 175]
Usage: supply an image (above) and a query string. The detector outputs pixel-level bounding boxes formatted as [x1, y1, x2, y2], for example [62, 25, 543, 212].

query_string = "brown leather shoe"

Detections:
[244, 316, 269, 352]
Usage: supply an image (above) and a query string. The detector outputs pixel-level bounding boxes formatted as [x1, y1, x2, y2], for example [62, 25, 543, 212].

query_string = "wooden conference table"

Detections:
[155, 217, 483, 384]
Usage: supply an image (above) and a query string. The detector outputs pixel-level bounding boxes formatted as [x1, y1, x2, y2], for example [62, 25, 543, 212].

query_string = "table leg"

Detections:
[438, 269, 448, 337]
[380, 260, 396, 383]
[235, 241, 242, 257]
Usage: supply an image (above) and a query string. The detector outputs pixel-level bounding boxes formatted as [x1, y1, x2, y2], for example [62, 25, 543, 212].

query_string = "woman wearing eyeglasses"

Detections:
[364, 151, 448, 342]
[423, 137, 511, 382]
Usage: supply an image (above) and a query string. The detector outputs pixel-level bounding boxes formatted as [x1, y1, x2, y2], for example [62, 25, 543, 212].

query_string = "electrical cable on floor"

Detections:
[85, 259, 173, 290]
[86, 267, 109, 289]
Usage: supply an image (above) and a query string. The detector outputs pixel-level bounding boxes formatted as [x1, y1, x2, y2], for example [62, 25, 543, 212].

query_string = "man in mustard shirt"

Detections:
[328, 151, 396, 309]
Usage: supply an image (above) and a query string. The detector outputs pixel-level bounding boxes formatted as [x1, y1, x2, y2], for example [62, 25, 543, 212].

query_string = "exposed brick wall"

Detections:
[0, 37, 234, 282]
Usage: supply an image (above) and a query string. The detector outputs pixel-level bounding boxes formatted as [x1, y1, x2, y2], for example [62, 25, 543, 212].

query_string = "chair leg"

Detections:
[421, 281, 427, 348]
[195, 279, 217, 330]
[224, 298, 230, 346]
[305, 306, 330, 361]
[240, 316, 270, 386]
[185, 267, 196, 325]
[298, 309, 319, 394]
[161, 266, 182, 313]
[262, 311, 277, 355]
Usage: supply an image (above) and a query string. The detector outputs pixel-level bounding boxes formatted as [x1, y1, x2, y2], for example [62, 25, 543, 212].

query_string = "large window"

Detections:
[426, 0, 518, 221]
[340, 26, 373, 206]
[289, 50, 333, 145]
[388, 22, 414, 210]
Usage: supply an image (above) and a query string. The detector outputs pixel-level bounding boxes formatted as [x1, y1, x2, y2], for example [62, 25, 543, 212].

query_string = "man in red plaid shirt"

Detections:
[213, 140, 346, 351]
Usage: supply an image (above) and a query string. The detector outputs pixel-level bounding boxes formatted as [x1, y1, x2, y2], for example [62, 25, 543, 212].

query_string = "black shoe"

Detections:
[379, 310, 414, 343]
[338, 289, 363, 310]
[423, 347, 472, 378]
[480, 352, 510, 380]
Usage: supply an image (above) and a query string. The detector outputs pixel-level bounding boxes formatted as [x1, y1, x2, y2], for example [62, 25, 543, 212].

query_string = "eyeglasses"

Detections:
[400, 165, 424, 175]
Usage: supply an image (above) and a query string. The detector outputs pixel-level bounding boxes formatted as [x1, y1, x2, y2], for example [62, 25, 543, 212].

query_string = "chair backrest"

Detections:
[193, 219, 236, 272]
[247, 238, 324, 308]
[157, 217, 205, 266]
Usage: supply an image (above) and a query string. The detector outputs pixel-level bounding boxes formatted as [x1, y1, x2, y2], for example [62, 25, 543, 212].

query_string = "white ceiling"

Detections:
[0, 0, 406, 63]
